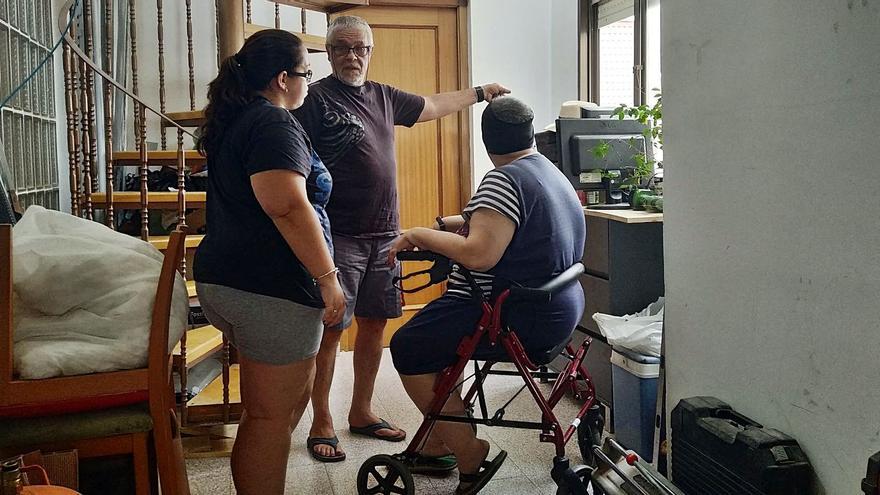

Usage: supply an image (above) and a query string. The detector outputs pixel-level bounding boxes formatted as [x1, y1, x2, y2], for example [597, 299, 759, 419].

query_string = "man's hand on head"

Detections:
[480, 83, 511, 102]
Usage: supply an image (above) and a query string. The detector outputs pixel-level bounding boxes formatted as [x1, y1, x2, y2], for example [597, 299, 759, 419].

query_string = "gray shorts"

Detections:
[328, 234, 403, 331]
[196, 283, 324, 365]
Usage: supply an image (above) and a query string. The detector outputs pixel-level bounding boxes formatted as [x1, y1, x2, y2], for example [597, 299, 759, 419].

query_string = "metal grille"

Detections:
[0, 0, 60, 210]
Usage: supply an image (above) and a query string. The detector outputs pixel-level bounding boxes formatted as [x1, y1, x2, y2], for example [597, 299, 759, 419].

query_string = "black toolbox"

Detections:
[863, 451, 880, 494]
[671, 396, 813, 495]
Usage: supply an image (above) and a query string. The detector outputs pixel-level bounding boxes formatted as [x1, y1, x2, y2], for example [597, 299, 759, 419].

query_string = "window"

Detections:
[0, 0, 60, 210]
[598, 6, 635, 107]
[579, 0, 662, 108]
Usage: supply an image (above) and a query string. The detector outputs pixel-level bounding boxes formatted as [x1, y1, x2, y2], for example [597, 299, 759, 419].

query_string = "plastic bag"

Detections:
[592, 297, 664, 357]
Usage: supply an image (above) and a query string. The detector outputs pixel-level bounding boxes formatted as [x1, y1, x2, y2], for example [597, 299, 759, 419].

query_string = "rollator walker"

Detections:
[356, 251, 605, 494]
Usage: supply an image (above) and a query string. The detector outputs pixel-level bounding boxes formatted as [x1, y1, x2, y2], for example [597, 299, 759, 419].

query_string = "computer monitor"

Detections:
[555, 117, 652, 191]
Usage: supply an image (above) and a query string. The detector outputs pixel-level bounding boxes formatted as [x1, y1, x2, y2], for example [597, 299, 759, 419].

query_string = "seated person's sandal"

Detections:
[409, 452, 458, 476]
[455, 450, 508, 495]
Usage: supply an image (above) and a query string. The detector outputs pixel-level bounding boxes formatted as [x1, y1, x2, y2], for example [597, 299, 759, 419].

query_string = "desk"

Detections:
[554, 209, 664, 420]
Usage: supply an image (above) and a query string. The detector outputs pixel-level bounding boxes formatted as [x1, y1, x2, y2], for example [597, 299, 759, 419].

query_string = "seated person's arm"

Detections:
[390, 208, 515, 272]
[433, 214, 465, 232]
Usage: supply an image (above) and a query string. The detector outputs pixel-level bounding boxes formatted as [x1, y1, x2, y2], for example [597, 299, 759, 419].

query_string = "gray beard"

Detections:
[338, 74, 366, 87]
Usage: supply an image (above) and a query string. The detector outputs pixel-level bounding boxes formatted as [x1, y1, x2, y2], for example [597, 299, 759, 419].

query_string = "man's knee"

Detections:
[355, 317, 387, 335]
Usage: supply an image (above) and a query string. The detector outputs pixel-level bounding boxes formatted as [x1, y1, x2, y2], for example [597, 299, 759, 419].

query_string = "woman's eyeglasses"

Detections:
[330, 45, 372, 57]
[290, 69, 313, 82]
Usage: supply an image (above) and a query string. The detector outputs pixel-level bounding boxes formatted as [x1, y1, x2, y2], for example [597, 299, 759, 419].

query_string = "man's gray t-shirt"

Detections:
[293, 75, 425, 237]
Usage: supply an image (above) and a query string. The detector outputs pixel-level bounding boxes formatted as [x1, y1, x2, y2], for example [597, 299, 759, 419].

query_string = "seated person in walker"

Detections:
[387, 96, 587, 494]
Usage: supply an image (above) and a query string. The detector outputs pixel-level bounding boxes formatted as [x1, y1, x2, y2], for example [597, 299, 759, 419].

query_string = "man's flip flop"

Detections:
[348, 418, 407, 442]
[455, 450, 508, 495]
[307, 436, 346, 463]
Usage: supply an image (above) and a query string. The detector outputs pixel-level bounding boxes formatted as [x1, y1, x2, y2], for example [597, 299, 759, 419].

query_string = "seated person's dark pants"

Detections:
[391, 283, 585, 375]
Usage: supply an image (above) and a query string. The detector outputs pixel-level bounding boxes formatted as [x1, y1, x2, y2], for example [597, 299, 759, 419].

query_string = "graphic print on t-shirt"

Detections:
[315, 96, 365, 166]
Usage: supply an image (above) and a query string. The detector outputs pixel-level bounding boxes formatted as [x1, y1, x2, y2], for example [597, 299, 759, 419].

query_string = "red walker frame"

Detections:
[358, 255, 603, 494]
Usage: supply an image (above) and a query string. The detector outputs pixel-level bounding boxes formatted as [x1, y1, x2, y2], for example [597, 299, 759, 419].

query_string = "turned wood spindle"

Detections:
[62, 39, 81, 217]
[222, 338, 231, 423]
[138, 105, 149, 241]
[129, 0, 141, 151]
[157, 0, 167, 149]
[103, 0, 115, 227]
[78, 55, 94, 220]
[186, 0, 196, 111]
[83, 0, 100, 195]
[176, 129, 187, 267]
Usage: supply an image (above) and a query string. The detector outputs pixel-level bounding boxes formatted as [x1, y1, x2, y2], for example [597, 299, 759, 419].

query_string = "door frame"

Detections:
[356, 0, 473, 207]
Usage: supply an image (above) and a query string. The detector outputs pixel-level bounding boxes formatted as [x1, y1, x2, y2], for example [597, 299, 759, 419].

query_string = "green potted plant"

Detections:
[612, 90, 662, 190]
[589, 91, 663, 196]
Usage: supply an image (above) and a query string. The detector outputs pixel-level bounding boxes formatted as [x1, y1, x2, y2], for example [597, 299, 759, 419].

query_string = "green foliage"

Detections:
[591, 141, 611, 159]
[612, 90, 662, 189]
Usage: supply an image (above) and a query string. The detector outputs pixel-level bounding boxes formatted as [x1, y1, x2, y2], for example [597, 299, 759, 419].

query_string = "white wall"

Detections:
[550, 0, 580, 120]
[469, 0, 579, 187]
[662, 1, 880, 493]
[52, 0, 70, 212]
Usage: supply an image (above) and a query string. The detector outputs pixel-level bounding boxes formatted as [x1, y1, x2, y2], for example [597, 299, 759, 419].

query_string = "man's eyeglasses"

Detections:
[330, 45, 372, 57]
[290, 69, 313, 82]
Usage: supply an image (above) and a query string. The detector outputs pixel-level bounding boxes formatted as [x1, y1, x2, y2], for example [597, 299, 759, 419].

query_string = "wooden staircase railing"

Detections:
[57, 0, 357, 431]
[57, 0, 232, 429]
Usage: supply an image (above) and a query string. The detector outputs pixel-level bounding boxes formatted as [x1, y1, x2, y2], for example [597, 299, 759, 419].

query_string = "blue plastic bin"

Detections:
[611, 347, 660, 461]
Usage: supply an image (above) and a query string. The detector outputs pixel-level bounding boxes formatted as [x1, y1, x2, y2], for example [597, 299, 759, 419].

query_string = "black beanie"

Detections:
[481, 97, 535, 155]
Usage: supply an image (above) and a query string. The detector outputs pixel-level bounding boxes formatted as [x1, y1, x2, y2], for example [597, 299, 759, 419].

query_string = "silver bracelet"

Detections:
[314, 267, 339, 283]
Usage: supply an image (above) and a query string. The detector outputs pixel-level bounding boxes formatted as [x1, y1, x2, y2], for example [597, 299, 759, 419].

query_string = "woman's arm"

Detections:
[251, 169, 344, 326]
[389, 208, 515, 272]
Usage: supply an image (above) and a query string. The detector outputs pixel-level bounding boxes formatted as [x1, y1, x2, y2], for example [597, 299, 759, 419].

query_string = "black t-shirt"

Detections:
[292, 76, 425, 237]
[193, 97, 331, 307]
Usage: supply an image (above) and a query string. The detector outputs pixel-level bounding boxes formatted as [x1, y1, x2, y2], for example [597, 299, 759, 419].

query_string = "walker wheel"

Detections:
[578, 405, 605, 467]
[554, 464, 593, 495]
[357, 454, 415, 495]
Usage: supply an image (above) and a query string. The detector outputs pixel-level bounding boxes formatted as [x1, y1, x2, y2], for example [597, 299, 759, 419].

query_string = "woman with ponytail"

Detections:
[193, 30, 344, 494]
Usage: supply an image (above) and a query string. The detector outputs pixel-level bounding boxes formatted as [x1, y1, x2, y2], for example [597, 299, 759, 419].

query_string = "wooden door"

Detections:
[335, 5, 471, 350]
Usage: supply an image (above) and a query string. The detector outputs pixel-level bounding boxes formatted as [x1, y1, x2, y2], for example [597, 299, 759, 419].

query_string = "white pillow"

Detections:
[11, 206, 188, 379]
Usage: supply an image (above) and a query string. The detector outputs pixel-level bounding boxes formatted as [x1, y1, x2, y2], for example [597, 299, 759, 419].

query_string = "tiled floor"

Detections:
[186, 348, 592, 495]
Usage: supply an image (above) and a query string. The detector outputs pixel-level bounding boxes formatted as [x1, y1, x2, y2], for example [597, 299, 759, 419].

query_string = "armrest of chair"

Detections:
[507, 263, 585, 303]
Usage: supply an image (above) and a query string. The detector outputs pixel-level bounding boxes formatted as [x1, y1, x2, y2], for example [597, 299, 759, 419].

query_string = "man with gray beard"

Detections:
[293, 15, 508, 466]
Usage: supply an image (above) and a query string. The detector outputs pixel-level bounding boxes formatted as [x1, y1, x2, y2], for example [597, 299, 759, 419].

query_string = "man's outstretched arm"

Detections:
[417, 83, 510, 122]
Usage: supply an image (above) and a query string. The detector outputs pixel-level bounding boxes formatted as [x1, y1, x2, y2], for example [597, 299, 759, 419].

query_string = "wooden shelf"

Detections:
[150, 234, 204, 251]
[111, 150, 205, 168]
[161, 110, 205, 128]
[87, 191, 206, 210]
[174, 326, 224, 368]
[188, 364, 241, 407]
[271, 0, 367, 14]
[244, 23, 327, 52]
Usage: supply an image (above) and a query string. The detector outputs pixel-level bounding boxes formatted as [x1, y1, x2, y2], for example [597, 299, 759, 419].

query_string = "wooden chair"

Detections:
[0, 224, 190, 495]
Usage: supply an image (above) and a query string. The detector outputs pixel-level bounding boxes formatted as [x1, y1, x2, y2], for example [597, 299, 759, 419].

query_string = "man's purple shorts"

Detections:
[326, 233, 403, 331]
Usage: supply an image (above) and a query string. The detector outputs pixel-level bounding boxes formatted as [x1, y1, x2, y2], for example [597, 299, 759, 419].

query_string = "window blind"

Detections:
[597, 0, 635, 27]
